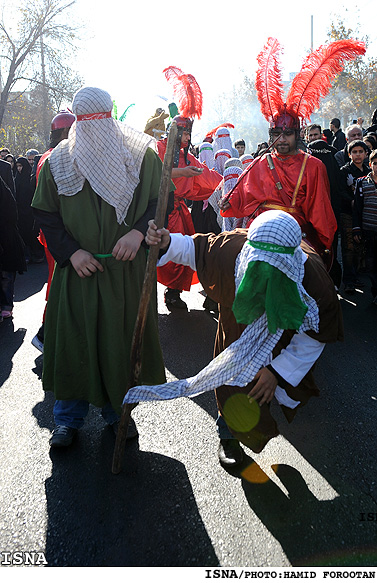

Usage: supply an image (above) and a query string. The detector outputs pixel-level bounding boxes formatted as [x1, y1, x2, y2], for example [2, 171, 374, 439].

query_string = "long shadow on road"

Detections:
[241, 462, 377, 567]
[33, 394, 218, 567]
[219, 279, 377, 567]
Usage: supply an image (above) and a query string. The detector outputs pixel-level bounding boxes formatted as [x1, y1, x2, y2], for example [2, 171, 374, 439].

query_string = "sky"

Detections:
[71, 0, 376, 136]
[8, 0, 377, 144]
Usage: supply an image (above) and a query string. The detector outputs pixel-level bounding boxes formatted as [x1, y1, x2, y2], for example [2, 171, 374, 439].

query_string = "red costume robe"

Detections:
[156, 139, 222, 290]
[221, 150, 337, 253]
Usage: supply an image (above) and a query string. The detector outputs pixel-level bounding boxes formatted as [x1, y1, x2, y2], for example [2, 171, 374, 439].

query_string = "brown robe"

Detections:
[193, 229, 344, 453]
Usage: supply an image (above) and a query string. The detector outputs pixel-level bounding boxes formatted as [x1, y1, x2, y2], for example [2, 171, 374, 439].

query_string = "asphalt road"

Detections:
[0, 259, 377, 568]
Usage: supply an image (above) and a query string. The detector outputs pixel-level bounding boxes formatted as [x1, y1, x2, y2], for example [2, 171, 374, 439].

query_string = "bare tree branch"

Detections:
[0, 0, 82, 128]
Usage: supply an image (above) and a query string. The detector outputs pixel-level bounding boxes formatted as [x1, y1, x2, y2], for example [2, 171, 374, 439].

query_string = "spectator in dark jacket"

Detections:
[0, 160, 27, 321]
[339, 140, 370, 293]
[15, 157, 44, 263]
[330, 118, 346, 151]
[335, 124, 363, 168]
[307, 136, 342, 287]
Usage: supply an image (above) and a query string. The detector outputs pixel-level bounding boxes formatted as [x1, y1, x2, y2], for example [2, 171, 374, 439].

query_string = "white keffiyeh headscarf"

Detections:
[214, 148, 232, 174]
[224, 157, 243, 170]
[49, 86, 155, 224]
[240, 153, 254, 169]
[123, 210, 319, 405]
[198, 142, 215, 169]
[221, 166, 245, 231]
[212, 127, 233, 155]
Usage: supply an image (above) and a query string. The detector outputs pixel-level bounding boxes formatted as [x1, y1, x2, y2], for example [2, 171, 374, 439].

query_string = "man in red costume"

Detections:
[219, 114, 337, 256]
[219, 36, 366, 261]
[157, 115, 222, 309]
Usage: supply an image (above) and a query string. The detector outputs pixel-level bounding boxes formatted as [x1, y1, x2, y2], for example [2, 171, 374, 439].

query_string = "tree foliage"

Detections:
[0, 0, 83, 150]
[311, 17, 377, 129]
[201, 73, 269, 154]
[1, 92, 48, 155]
[200, 14, 377, 150]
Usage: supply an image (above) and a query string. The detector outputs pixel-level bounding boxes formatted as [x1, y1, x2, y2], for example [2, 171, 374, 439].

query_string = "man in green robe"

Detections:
[32, 86, 168, 448]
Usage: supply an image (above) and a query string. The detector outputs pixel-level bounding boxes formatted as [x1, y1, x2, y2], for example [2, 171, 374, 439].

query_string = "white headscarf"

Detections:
[240, 153, 254, 169]
[235, 210, 319, 334]
[214, 148, 232, 174]
[198, 142, 215, 169]
[49, 86, 155, 224]
[221, 166, 244, 231]
[224, 157, 243, 170]
[212, 127, 233, 155]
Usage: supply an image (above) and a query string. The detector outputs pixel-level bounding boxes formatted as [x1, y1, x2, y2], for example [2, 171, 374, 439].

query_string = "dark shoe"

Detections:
[111, 416, 138, 439]
[218, 439, 244, 467]
[50, 425, 77, 448]
[203, 295, 219, 315]
[164, 288, 187, 310]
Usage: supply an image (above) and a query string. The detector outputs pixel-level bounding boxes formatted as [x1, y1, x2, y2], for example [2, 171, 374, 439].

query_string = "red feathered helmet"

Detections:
[51, 110, 75, 131]
[172, 115, 193, 133]
[271, 111, 300, 131]
[256, 38, 366, 133]
[163, 66, 202, 127]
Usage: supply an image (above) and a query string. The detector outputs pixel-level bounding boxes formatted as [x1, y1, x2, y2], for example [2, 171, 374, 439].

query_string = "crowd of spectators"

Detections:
[0, 145, 44, 323]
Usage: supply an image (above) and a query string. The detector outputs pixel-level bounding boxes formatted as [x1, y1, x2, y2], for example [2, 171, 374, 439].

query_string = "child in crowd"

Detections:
[339, 139, 370, 293]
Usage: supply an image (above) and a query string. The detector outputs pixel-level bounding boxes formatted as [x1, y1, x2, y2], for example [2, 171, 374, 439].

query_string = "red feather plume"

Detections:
[205, 123, 235, 141]
[163, 65, 203, 119]
[286, 39, 366, 123]
[255, 37, 285, 122]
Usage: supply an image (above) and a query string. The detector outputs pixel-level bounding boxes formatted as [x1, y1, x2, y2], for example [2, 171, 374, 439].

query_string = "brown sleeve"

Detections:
[193, 230, 248, 357]
[193, 229, 247, 307]
[301, 242, 344, 343]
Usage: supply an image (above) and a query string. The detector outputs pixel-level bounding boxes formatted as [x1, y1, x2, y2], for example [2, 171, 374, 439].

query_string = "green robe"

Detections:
[32, 148, 166, 414]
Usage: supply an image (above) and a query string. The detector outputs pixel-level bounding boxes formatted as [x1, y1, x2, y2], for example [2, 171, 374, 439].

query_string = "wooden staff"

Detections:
[112, 121, 179, 474]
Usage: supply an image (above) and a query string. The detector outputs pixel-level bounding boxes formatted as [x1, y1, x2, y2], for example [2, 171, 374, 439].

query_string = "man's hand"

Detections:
[171, 167, 203, 178]
[70, 249, 104, 278]
[218, 196, 231, 211]
[353, 233, 362, 244]
[248, 367, 278, 406]
[112, 229, 144, 261]
[145, 219, 171, 249]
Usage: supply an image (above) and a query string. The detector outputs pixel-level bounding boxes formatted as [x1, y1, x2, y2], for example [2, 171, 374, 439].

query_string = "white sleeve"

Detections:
[270, 332, 325, 387]
[156, 233, 197, 271]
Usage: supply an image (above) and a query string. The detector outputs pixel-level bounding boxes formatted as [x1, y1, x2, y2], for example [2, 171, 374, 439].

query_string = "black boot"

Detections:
[164, 288, 188, 310]
[218, 439, 244, 467]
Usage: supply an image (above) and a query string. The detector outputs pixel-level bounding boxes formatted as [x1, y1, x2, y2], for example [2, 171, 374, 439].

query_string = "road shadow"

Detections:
[14, 261, 48, 302]
[158, 308, 218, 380]
[217, 359, 377, 569]
[158, 307, 219, 421]
[239, 462, 377, 567]
[196, 274, 377, 567]
[0, 319, 26, 386]
[32, 394, 219, 567]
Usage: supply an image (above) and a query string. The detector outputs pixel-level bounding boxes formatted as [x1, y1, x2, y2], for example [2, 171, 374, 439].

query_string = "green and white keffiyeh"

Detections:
[123, 210, 319, 405]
